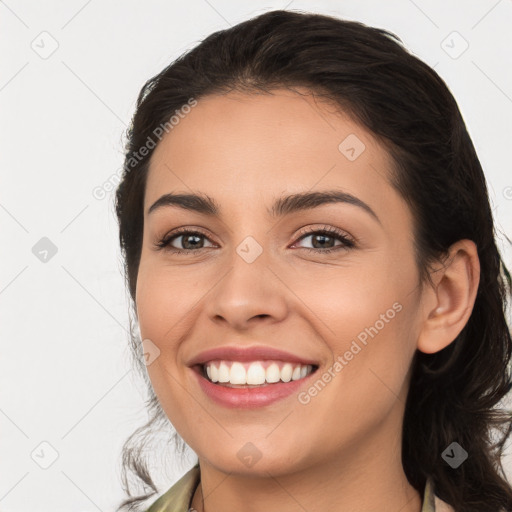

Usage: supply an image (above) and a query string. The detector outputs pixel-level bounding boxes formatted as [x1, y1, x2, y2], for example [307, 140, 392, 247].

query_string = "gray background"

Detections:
[1, 1, 512, 510]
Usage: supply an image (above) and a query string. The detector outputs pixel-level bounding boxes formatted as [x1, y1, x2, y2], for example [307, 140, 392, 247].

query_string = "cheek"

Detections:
[287, 257, 410, 349]
[135, 264, 200, 435]
[295, 299, 415, 455]
[135, 261, 203, 344]
[292, 254, 417, 409]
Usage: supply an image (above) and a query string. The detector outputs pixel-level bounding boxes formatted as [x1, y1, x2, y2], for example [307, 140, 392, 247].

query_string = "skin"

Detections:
[135, 88, 480, 512]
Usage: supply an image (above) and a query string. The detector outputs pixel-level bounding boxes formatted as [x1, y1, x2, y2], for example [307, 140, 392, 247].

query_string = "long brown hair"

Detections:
[114, 10, 512, 511]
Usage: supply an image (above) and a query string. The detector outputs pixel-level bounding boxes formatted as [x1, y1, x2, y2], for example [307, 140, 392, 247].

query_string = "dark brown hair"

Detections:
[114, 9, 512, 511]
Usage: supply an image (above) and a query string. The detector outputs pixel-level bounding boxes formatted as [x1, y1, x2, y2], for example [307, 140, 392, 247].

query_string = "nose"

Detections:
[204, 248, 289, 331]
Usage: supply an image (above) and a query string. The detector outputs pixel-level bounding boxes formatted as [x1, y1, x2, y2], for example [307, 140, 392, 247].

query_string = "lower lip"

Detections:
[191, 366, 317, 409]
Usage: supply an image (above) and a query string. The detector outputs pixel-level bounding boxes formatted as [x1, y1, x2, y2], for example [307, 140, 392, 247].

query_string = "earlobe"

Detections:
[417, 239, 480, 355]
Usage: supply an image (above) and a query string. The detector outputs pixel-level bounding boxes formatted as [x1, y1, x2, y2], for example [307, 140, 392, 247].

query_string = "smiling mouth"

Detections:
[195, 360, 319, 388]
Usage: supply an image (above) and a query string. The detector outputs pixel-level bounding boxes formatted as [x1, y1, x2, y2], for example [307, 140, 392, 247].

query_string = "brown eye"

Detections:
[174, 233, 205, 250]
[293, 227, 356, 254]
[155, 228, 215, 253]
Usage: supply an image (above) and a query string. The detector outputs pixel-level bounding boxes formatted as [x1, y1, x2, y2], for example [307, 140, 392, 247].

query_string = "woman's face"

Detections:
[136, 88, 425, 477]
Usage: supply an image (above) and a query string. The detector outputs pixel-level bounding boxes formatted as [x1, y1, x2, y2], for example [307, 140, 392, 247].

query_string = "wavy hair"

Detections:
[114, 9, 512, 511]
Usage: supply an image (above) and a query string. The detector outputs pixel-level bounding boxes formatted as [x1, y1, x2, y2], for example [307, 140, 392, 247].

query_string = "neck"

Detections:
[190, 411, 422, 512]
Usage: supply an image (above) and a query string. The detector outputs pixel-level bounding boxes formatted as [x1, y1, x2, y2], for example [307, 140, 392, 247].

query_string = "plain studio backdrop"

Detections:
[1, 1, 512, 510]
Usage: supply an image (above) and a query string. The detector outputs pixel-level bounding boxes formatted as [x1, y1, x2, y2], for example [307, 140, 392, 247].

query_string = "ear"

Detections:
[417, 239, 480, 354]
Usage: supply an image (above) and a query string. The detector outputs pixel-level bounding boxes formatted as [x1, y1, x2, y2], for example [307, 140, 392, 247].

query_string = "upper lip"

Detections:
[187, 345, 319, 367]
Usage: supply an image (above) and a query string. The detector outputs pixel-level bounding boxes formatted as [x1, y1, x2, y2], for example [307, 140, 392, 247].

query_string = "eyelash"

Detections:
[154, 225, 356, 255]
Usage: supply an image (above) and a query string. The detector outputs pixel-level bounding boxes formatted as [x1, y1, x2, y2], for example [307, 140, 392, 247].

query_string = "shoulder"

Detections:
[422, 477, 455, 512]
[434, 495, 455, 512]
[145, 464, 200, 512]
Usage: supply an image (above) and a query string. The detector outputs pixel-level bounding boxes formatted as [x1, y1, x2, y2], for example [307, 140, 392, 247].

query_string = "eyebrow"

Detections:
[147, 190, 381, 225]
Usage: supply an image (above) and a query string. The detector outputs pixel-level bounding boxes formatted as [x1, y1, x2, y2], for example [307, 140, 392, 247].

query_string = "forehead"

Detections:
[144, 88, 402, 225]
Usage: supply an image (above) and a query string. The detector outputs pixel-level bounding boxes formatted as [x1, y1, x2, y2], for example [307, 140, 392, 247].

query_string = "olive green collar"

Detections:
[146, 464, 453, 511]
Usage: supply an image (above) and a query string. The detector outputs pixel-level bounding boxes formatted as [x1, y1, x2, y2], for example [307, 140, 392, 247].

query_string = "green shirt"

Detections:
[145, 464, 454, 511]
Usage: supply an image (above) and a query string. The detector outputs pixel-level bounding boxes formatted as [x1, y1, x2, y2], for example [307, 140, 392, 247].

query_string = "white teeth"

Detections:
[291, 365, 302, 381]
[210, 364, 219, 382]
[229, 362, 246, 384]
[247, 363, 266, 385]
[218, 361, 230, 383]
[203, 360, 315, 386]
[281, 363, 293, 382]
[266, 363, 281, 383]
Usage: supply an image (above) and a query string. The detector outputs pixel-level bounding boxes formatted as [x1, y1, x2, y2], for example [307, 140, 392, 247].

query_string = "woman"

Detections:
[114, 9, 512, 512]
